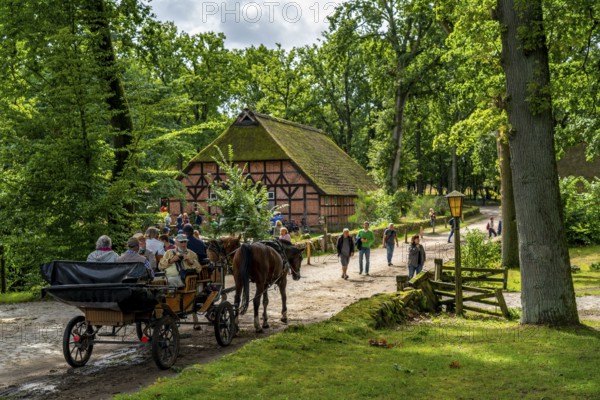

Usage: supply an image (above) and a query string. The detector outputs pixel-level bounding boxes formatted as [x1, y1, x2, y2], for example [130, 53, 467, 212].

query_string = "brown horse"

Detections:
[232, 240, 303, 332]
[206, 236, 241, 266]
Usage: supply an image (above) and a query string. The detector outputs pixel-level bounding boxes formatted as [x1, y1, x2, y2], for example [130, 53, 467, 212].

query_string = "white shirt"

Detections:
[146, 238, 165, 256]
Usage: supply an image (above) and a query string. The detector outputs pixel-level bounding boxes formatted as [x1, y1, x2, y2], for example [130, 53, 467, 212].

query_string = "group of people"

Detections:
[86, 223, 209, 287]
[335, 221, 426, 281]
[164, 212, 203, 232]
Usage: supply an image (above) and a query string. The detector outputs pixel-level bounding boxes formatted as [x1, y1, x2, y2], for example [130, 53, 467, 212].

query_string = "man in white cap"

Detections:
[158, 234, 202, 287]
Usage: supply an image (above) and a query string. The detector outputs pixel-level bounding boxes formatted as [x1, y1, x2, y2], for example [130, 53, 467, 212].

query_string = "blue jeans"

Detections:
[448, 229, 454, 242]
[408, 264, 423, 279]
[359, 248, 370, 274]
[386, 243, 395, 264]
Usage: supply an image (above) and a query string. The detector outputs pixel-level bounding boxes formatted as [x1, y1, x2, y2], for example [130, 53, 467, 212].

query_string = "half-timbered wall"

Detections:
[171, 160, 328, 226]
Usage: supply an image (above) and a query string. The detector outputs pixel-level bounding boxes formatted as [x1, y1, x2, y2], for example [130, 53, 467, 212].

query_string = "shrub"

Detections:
[462, 229, 501, 270]
[590, 262, 600, 272]
[349, 189, 414, 225]
[409, 196, 449, 219]
[560, 177, 600, 245]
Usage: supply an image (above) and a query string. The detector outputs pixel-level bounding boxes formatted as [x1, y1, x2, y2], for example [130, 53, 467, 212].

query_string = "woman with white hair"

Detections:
[336, 228, 355, 280]
[87, 235, 119, 262]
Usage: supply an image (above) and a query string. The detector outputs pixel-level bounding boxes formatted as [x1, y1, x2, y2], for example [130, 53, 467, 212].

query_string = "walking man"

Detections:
[383, 223, 399, 266]
[357, 221, 375, 276]
[486, 217, 498, 239]
[447, 217, 456, 243]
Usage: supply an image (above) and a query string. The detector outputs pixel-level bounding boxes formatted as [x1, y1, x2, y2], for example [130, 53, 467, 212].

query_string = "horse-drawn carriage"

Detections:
[41, 237, 305, 370]
[41, 256, 237, 370]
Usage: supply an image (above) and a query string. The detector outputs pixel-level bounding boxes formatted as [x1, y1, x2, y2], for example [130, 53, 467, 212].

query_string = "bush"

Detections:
[462, 229, 501, 270]
[409, 196, 449, 219]
[349, 189, 414, 225]
[560, 177, 600, 245]
[590, 262, 600, 272]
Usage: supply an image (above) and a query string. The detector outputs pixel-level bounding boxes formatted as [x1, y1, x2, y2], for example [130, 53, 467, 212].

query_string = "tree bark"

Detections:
[88, 0, 134, 180]
[497, 0, 578, 325]
[388, 88, 409, 191]
[416, 123, 423, 195]
[496, 130, 519, 268]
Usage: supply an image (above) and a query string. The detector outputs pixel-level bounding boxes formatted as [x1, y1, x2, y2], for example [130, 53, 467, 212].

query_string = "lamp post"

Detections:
[446, 190, 465, 316]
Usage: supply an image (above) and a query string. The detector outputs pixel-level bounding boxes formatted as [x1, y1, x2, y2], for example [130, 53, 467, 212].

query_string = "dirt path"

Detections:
[2, 206, 598, 399]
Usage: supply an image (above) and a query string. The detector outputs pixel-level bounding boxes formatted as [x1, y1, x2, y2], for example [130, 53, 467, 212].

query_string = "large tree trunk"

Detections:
[388, 88, 409, 191]
[88, 0, 134, 180]
[497, 0, 578, 325]
[496, 130, 519, 268]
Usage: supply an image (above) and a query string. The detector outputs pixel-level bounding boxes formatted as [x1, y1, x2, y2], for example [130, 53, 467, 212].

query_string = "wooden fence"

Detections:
[431, 259, 510, 319]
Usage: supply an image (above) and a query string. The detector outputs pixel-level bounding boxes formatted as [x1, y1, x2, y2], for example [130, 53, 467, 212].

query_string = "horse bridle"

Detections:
[207, 239, 237, 267]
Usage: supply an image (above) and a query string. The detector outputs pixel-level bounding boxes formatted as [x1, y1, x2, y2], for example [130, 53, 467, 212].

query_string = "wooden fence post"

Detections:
[404, 227, 408, 244]
[306, 241, 312, 265]
[503, 267, 508, 290]
[434, 258, 443, 281]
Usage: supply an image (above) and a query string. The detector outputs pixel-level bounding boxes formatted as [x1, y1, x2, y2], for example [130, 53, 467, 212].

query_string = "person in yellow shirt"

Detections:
[158, 234, 202, 287]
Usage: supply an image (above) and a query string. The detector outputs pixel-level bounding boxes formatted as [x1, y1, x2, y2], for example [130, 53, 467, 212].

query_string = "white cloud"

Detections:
[149, 0, 344, 49]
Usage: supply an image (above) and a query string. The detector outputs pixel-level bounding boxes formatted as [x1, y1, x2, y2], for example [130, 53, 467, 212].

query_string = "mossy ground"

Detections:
[119, 296, 600, 400]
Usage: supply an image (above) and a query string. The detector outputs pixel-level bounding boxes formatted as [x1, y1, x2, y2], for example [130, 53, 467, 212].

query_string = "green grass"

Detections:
[0, 291, 38, 304]
[119, 297, 600, 400]
[506, 245, 600, 295]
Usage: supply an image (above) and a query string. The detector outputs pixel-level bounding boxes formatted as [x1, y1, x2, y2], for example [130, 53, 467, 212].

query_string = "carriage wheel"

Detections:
[214, 301, 236, 347]
[136, 321, 153, 342]
[63, 315, 94, 368]
[151, 317, 179, 369]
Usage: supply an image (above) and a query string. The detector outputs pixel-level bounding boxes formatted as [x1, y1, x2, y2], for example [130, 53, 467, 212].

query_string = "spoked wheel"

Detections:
[63, 315, 94, 368]
[136, 321, 153, 342]
[214, 301, 236, 346]
[151, 317, 179, 369]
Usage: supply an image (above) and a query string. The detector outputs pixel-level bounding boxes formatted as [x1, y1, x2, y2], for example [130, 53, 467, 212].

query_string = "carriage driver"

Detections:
[158, 234, 202, 287]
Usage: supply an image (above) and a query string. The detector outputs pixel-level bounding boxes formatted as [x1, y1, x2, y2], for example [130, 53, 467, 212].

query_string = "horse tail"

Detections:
[239, 243, 252, 315]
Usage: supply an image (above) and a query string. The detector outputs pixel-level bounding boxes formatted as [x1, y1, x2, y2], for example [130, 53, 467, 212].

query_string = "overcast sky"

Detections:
[149, 0, 345, 49]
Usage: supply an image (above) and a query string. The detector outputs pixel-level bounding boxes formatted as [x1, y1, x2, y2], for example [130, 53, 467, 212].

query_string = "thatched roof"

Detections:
[186, 109, 376, 196]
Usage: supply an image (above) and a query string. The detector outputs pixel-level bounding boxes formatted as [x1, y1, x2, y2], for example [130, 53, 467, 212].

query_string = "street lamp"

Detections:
[446, 190, 465, 316]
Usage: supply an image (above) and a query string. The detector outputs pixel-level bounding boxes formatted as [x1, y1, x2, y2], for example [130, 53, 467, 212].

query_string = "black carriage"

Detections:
[41, 259, 237, 370]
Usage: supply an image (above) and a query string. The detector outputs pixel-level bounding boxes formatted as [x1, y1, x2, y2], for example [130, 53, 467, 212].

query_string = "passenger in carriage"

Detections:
[86, 235, 119, 262]
[132, 233, 157, 273]
[117, 237, 154, 278]
[182, 223, 208, 262]
[159, 234, 202, 287]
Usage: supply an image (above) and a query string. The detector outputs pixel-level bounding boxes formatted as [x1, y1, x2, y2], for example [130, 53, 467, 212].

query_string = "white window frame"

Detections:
[267, 191, 275, 200]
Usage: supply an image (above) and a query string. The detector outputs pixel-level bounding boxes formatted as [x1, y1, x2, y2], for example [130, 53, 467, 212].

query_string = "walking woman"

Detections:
[408, 234, 426, 279]
[336, 228, 355, 279]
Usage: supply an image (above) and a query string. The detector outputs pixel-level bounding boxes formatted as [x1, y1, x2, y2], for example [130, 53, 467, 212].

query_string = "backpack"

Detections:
[486, 223, 490, 230]
[355, 235, 362, 250]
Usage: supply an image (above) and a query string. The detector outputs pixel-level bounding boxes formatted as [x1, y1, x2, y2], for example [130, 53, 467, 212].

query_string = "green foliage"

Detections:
[349, 189, 414, 225]
[205, 146, 274, 240]
[590, 262, 600, 272]
[462, 229, 501, 270]
[409, 196, 450, 219]
[560, 177, 600, 245]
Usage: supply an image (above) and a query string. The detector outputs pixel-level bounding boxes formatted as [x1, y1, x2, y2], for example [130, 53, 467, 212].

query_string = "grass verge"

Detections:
[506, 245, 600, 295]
[0, 291, 38, 304]
[118, 297, 600, 400]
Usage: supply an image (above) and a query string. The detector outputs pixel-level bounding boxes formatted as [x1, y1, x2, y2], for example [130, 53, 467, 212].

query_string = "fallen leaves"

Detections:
[368, 338, 401, 348]
[449, 361, 461, 369]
